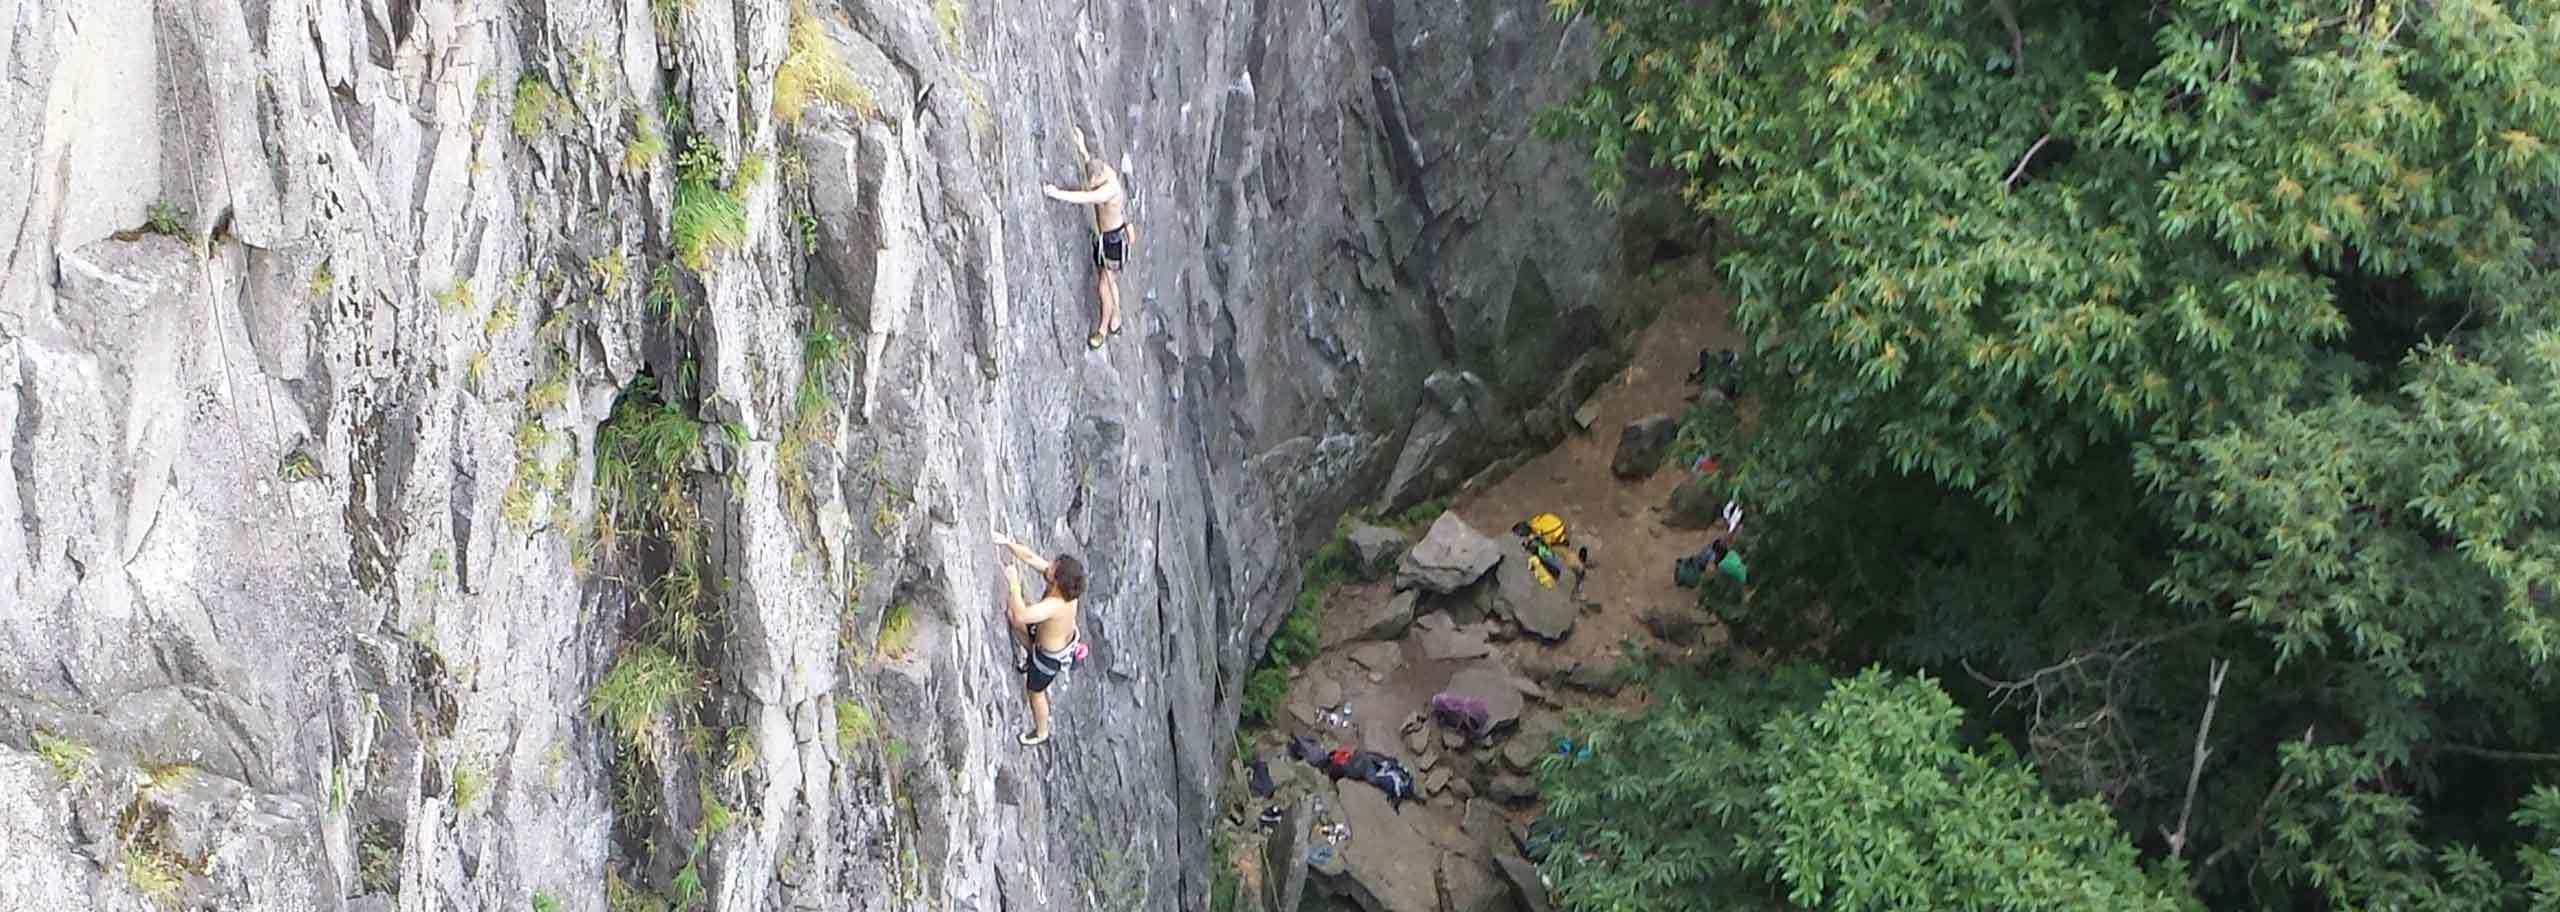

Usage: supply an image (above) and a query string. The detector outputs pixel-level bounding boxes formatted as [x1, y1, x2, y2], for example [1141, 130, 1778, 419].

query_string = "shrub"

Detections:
[144, 200, 190, 237]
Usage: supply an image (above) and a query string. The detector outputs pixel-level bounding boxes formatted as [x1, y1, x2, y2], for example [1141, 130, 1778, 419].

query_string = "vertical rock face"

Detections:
[0, 0, 1627, 910]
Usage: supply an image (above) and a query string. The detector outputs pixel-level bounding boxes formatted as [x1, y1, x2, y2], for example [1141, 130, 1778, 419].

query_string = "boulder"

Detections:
[1288, 702, 1321, 729]
[1395, 514, 1503, 594]
[1562, 662, 1628, 696]
[1572, 399, 1601, 431]
[1490, 774, 1540, 805]
[1308, 675, 1344, 713]
[1667, 474, 1726, 529]
[1403, 726, 1430, 755]
[1261, 795, 1316, 912]
[1441, 851, 1519, 912]
[1429, 582, 1498, 626]
[1345, 522, 1410, 581]
[1312, 782, 1441, 912]
[1640, 606, 1707, 645]
[1500, 735, 1546, 773]
[1491, 557, 1576, 642]
[1347, 642, 1405, 678]
[1445, 666, 1526, 733]
[1610, 413, 1679, 478]
[1324, 590, 1418, 648]
[1461, 798, 1517, 858]
[1415, 612, 1494, 661]
[1498, 853, 1557, 912]
[1422, 767, 1452, 797]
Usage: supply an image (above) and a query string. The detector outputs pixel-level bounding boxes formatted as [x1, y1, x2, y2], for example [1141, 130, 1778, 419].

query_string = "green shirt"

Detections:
[1717, 550, 1748, 584]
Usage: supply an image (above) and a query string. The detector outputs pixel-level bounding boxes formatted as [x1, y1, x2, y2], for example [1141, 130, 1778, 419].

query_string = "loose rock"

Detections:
[1499, 853, 1558, 912]
[1416, 612, 1496, 661]
[1445, 666, 1526, 733]
[1396, 514, 1504, 594]
[1347, 641, 1405, 677]
[1610, 413, 1679, 478]
[1562, 662, 1628, 696]
[1325, 589, 1419, 648]
[1345, 522, 1411, 580]
[1441, 851, 1517, 912]
[1492, 556, 1576, 642]
[1490, 775, 1540, 805]
[1640, 606, 1707, 645]
[1314, 783, 1441, 912]
[1309, 675, 1344, 713]
[1668, 474, 1727, 529]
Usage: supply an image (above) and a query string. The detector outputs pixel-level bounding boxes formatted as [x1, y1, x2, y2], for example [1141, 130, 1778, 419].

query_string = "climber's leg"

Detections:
[1098, 268, 1121, 336]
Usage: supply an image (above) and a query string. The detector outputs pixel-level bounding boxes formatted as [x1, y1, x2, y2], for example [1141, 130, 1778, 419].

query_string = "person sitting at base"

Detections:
[993, 530, 1086, 746]
[1707, 500, 1747, 585]
[1674, 501, 1749, 589]
[1040, 126, 1133, 350]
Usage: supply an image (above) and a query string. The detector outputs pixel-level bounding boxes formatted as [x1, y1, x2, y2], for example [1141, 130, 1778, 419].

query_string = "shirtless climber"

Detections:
[1040, 126, 1133, 349]
[993, 530, 1087, 746]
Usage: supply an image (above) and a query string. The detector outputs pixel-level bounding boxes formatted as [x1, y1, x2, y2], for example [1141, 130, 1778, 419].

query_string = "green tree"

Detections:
[1544, 0, 2560, 906]
[1538, 666, 2194, 911]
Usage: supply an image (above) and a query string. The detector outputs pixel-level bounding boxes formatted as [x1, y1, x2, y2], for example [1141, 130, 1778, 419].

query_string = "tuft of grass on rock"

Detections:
[776, 3, 879, 125]
[878, 602, 917, 659]
[123, 841, 183, 908]
[673, 179, 747, 272]
[33, 732, 94, 782]
[512, 75, 561, 139]
[591, 645, 698, 757]
[835, 698, 874, 753]
[933, 0, 966, 49]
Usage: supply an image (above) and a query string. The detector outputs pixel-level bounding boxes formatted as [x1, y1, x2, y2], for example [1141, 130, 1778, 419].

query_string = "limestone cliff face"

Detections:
[0, 0, 1628, 909]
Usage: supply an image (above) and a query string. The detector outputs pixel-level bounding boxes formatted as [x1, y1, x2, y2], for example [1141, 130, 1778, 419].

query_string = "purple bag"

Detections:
[1430, 693, 1491, 740]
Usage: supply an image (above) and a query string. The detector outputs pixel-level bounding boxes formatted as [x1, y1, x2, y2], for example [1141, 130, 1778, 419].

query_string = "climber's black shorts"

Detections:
[1024, 650, 1068, 693]
[1095, 225, 1128, 272]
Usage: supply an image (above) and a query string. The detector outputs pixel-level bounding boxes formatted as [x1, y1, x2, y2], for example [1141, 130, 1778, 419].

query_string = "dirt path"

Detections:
[1446, 280, 1741, 670]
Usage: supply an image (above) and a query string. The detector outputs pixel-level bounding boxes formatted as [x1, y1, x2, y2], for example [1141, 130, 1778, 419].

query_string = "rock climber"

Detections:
[992, 530, 1086, 746]
[1040, 126, 1133, 349]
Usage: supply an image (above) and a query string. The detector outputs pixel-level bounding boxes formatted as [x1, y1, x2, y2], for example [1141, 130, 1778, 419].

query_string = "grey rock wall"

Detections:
[0, 0, 1630, 909]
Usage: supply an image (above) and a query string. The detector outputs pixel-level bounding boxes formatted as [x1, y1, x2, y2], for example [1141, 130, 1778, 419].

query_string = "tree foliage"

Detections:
[1543, 0, 2560, 907]
[1538, 666, 2192, 911]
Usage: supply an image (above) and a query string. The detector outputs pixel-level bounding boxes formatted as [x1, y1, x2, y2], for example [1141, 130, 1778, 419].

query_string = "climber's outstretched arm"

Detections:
[991, 531, 1052, 573]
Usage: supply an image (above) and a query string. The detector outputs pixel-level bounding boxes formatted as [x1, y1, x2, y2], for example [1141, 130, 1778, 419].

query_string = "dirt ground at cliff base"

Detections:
[1223, 270, 1749, 908]
[1446, 285, 1743, 672]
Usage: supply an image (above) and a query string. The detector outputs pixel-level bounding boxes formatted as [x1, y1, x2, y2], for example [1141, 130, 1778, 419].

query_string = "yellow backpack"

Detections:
[1525, 513, 1569, 547]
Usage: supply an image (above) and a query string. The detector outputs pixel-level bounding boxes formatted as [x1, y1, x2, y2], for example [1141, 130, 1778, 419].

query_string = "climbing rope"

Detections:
[153, 15, 298, 520]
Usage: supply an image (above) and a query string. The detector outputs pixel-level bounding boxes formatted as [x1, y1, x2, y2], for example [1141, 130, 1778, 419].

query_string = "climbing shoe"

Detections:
[1087, 332, 1105, 350]
[1017, 728, 1051, 747]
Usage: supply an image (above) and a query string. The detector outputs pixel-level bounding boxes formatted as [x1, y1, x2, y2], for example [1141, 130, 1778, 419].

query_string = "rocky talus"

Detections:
[0, 0, 1635, 909]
